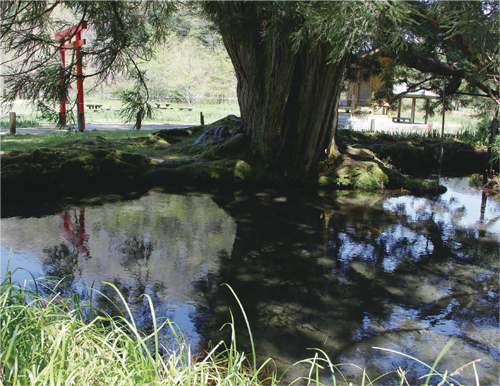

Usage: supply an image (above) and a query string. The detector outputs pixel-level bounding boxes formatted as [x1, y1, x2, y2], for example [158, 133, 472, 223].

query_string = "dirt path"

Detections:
[0, 122, 195, 135]
[1, 116, 462, 136]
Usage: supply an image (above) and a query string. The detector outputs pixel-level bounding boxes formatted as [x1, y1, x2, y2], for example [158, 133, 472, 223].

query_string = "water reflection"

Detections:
[2, 192, 236, 344]
[1, 179, 498, 385]
[59, 209, 90, 258]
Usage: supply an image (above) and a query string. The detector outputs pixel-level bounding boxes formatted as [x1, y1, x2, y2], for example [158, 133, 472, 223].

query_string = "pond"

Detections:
[1, 178, 499, 385]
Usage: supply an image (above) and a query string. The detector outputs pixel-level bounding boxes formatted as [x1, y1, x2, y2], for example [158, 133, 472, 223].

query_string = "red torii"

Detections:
[55, 21, 87, 131]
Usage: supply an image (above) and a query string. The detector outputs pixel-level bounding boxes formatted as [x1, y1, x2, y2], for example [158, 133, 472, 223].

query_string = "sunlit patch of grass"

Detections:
[1, 100, 240, 126]
[0, 131, 152, 153]
[0, 127, 215, 162]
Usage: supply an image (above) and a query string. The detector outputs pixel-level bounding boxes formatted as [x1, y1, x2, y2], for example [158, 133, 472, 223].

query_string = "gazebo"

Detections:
[392, 84, 440, 124]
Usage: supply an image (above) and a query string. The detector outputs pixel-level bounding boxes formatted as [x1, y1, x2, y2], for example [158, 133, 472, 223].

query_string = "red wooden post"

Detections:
[75, 28, 85, 132]
[59, 45, 66, 125]
[55, 21, 87, 131]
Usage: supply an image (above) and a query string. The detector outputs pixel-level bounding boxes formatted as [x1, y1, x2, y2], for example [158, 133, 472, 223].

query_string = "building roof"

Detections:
[393, 83, 440, 99]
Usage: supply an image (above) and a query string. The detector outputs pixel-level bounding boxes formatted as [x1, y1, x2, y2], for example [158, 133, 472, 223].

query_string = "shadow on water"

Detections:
[1, 178, 498, 384]
[196, 183, 499, 384]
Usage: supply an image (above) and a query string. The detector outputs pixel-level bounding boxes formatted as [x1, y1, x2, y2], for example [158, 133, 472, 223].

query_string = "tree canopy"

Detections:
[1, 0, 174, 120]
[382, 1, 499, 106]
[1, 1, 498, 181]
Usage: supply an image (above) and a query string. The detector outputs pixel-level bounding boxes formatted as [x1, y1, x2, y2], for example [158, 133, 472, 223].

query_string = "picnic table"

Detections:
[155, 103, 171, 109]
[179, 107, 193, 111]
[86, 104, 103, 111]
[392, 117, 412, 123]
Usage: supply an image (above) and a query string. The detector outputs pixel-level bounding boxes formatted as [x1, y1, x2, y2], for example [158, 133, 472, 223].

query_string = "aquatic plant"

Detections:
[0, 261, 482, 385]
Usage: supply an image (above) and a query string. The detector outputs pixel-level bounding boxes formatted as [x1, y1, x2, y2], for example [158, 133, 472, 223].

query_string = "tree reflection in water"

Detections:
[1, 180, 498, 385]
[191, 186, 499, 385]
[38, 209, 90, 295]
[41, 243, 81, 296]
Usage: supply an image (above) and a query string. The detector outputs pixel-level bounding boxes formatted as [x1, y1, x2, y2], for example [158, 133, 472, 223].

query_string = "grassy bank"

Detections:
[0, 100, 240, 128]
[0, 265, 482, 386]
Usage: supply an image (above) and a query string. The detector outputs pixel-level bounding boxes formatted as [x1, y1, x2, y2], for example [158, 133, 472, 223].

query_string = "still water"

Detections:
[1, 178, 499, 384]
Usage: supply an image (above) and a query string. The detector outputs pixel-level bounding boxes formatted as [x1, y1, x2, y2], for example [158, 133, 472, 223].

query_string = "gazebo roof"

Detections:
[393, 83, 440, 99]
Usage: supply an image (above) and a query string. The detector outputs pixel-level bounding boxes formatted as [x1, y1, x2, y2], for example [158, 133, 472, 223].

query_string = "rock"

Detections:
[194, 126, 231, 145]
[155, 129, 191, 140]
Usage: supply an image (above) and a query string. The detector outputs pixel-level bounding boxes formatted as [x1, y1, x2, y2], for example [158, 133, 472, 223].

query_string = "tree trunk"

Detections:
[214, 4, 348, 182]
[135, 110, 142, 131]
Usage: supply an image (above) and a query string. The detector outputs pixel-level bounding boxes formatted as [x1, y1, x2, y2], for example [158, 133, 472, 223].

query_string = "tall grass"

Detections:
[0, 263, 482, 385]
[0, 265, 279, 386]
[0, 115, 47, 129]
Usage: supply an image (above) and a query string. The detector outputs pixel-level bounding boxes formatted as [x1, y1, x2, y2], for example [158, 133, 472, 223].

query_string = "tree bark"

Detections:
[135, 110, 142, 130]
[214, 4, 348, 182]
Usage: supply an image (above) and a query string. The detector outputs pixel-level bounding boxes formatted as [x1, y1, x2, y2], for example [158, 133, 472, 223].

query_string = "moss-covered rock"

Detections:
[2, 147, 150, 202]
[337, 129, 488, 176]
[318, 145, 446, 194]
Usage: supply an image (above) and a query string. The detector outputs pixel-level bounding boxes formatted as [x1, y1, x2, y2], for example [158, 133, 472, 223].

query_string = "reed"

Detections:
[0, 263, 482, 385]
[0, 265, 279, 386]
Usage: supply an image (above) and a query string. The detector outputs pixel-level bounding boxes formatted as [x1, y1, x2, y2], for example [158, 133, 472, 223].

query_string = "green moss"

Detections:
[320, 158, 389, 189]
[318, 176, 337, 187]
[2, 146, 151, 202]
[234, 160, 252, 180]
[176, 162, 233, 181]
[397, 176, 446, 194]
[468, 173, 484, 187]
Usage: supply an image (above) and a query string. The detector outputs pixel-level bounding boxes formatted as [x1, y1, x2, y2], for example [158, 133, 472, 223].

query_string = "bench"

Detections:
[179, 107, 193, 111]
[339, 105, 353, 113]
[392, 117, 411, 123]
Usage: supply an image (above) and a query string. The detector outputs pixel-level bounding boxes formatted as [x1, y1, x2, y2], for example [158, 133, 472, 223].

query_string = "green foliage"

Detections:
[116, 87, 155, 130]
[383, 1, 498, 106]
[458, 118, 495, 145]
[137, 13, 236, 104]
[1, 1, 176, 123]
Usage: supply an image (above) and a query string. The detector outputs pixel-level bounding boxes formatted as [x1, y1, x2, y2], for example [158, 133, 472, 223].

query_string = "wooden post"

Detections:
[410, 97, 416, 124]
[9, 112, 16, 135]
[352, 82, 359, 113]
[370, 118, 375, 132]
[439, 77, 447, 176]
[200, 111, 205, 125]
[397, 99, 402, 118]
[488, 111, 498, 177]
